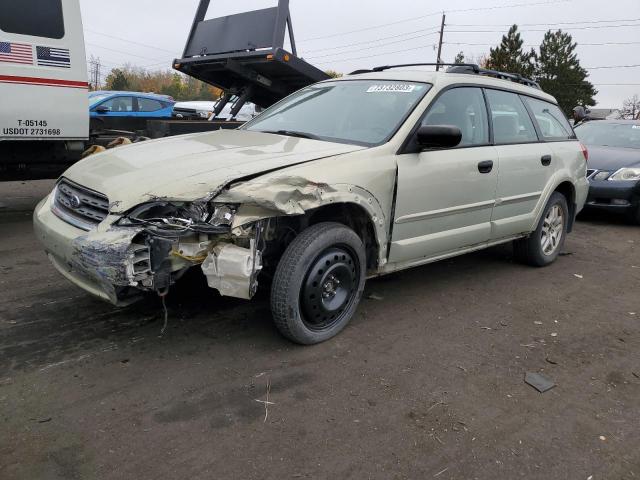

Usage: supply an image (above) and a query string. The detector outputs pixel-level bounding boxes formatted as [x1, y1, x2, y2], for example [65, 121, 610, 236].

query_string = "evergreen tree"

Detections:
[486, 25, 536, 78]
[453, 51, 465, 64]
[536, 30, 597, 114]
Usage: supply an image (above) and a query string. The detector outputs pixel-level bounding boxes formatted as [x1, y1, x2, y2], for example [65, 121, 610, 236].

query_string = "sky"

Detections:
[80, 0, 640, 108]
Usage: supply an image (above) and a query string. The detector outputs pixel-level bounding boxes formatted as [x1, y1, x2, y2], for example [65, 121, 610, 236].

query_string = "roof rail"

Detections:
[349, 63, 541, 90]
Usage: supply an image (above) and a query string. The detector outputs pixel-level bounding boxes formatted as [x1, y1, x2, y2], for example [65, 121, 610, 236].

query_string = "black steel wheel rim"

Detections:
[300, 246, 359, 331]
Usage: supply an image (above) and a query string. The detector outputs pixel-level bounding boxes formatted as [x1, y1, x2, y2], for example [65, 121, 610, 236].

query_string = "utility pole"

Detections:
[435, 13, 446, 71]
[88, 56, 102, 90]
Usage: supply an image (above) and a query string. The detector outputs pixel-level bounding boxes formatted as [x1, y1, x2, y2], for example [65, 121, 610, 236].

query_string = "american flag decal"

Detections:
[36, 46, 70, 68]
[0, 41, 33, 65]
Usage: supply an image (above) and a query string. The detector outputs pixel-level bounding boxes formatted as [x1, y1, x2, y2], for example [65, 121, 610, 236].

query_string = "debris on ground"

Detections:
[573, 274, 583, 279]
[545, 356, 558, 365]
[559, 252, 574, 256]
[365, 293, 384, 301]
[525, 372, 556, 393]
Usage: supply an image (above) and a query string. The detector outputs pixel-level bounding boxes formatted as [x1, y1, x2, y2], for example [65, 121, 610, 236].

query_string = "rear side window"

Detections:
[100, 97, 134, 112]
[0, 0, 65, 39]
[486, 89, 538, 144]
[138, 98, 164, 112]
[523, 97, 574, 140]
[422, 87, 489, 146]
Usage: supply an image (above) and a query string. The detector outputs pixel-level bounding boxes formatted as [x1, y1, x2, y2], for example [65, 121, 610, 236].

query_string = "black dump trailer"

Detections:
[149, 0, 329, 138]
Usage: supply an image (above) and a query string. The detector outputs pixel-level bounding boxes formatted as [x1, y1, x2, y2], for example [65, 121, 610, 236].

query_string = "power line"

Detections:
[586, 64, 640, 70]
[448, 17, 640, 27]
[85, 28, 177, 54]
[300, 12, 441, 42]
[302, 27, 440, 54]
[299, 0, 574, 42]
[447, 23, 640, 33]
[85, 42, 174, 62]
[305, 31, 440, 60]
[315, 43, 438, 65]
[444, 41, 640, 47]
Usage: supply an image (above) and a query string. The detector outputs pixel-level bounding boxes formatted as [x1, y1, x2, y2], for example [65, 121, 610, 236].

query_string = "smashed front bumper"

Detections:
[33, 193, 263, 305]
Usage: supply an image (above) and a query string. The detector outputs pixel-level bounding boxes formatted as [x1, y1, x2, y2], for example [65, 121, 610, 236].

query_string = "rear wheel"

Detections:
[514, 192, 568, 267]
[270, 222, 366, 344]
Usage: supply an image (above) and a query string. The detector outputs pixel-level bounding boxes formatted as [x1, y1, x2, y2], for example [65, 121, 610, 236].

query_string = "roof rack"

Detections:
[349, 63, 541, 90]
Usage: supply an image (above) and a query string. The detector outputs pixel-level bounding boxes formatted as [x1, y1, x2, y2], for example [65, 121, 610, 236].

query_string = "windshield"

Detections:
[575, 122, 640, 149]
[242, 80, 431, 146]
[89, 93, 111, 107]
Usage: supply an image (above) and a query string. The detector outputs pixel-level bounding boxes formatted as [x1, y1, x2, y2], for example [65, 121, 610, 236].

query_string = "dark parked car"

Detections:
[575, 120, 640, 223]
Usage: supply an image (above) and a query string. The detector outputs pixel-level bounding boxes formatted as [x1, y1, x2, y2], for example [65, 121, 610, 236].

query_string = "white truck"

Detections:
[1, 0, 89, 179]
[1, 0, 328, 180]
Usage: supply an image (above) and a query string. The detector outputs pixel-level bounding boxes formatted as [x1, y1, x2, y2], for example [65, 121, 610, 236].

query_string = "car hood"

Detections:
[173, 101, 215, 111]
[62, 130, 365, 213]
[586, 145, 640, 171]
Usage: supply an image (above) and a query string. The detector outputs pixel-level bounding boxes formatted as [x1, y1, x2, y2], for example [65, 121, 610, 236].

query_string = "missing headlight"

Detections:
[117, 201, 237, 237]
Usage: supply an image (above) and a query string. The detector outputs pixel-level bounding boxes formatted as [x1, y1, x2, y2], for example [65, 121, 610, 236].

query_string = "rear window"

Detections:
[524, 97, 574, 140]
[138, 98, 165, 112]
[0, 0, 65, 39]
[575, 122, 640, 150]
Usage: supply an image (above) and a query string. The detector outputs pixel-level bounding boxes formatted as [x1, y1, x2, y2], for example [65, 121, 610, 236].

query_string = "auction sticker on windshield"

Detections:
[366, 84, 416, 93]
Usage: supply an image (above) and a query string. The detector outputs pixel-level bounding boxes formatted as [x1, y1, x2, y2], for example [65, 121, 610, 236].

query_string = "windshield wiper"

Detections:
[260, 130, 321, 140]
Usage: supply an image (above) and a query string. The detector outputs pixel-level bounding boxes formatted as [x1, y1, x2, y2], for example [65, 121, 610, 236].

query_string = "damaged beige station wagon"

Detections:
[34, 66, 589, 344]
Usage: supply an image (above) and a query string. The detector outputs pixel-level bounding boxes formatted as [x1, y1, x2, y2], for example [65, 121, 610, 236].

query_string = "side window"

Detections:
[486, 89, 538, 144]
[99, 97, 134, 113]
[523, 97, 574, 140]
[422, 87, 489, 146]
[137, 98, 164, 112]
[0, 0, 65, 39]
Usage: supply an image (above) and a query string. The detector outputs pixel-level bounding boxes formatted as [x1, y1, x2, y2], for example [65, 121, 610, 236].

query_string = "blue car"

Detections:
[89, 91, 175, 118]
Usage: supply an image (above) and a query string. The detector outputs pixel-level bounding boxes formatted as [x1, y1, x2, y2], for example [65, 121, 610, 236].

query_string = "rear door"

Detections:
[486, 89, 554, 239]
[390, 86, 499, 263]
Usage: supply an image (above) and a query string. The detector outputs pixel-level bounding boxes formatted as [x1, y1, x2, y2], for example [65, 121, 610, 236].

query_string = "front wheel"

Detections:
[514, 192, 569, 267]
[270, 222, 366, 344]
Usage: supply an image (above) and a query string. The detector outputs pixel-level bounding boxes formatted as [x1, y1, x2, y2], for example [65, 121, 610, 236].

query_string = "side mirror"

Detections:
[416, 125, 462, 149]
[95, 105, 110, 114]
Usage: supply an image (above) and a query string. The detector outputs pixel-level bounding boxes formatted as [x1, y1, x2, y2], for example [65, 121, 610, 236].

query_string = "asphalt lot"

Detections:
[1, 180, 639, 480]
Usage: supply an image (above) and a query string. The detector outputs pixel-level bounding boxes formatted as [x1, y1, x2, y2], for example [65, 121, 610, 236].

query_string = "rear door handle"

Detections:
[541, 155, 552, 166]
[478, 160, 494, 174]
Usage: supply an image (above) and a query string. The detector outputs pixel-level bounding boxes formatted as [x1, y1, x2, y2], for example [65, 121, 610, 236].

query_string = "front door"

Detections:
[389, 87, 499, 264]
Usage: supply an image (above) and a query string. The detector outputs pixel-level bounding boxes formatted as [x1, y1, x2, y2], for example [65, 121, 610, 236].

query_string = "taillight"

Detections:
[580, 143, 588, 161]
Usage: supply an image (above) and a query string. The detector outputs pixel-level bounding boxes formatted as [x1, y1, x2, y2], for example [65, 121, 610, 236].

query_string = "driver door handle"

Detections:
[477, 160, 494, 174]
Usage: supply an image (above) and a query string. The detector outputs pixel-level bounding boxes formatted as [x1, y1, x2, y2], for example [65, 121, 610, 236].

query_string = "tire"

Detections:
[514, 192, 569, 267]
[270, 222, 366, 344]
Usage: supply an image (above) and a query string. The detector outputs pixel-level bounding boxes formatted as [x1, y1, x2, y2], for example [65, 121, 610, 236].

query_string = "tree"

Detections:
[536, 30, 597, 115]
[622, 94, 640, 119]
[485, 25, 536, 78]
[101, 65, 222, 101]
[453, 51, 465, 64]
[105, 68, 130, 91]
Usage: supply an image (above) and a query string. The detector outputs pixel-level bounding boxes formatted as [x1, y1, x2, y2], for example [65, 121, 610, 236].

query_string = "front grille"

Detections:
[52, 178, 110, 230]
[172, 108, 199, 118]
[586, 169, 597, 178]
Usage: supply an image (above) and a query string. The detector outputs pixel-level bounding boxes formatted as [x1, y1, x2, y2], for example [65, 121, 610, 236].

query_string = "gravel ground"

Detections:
[1, 180, 639, 480]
